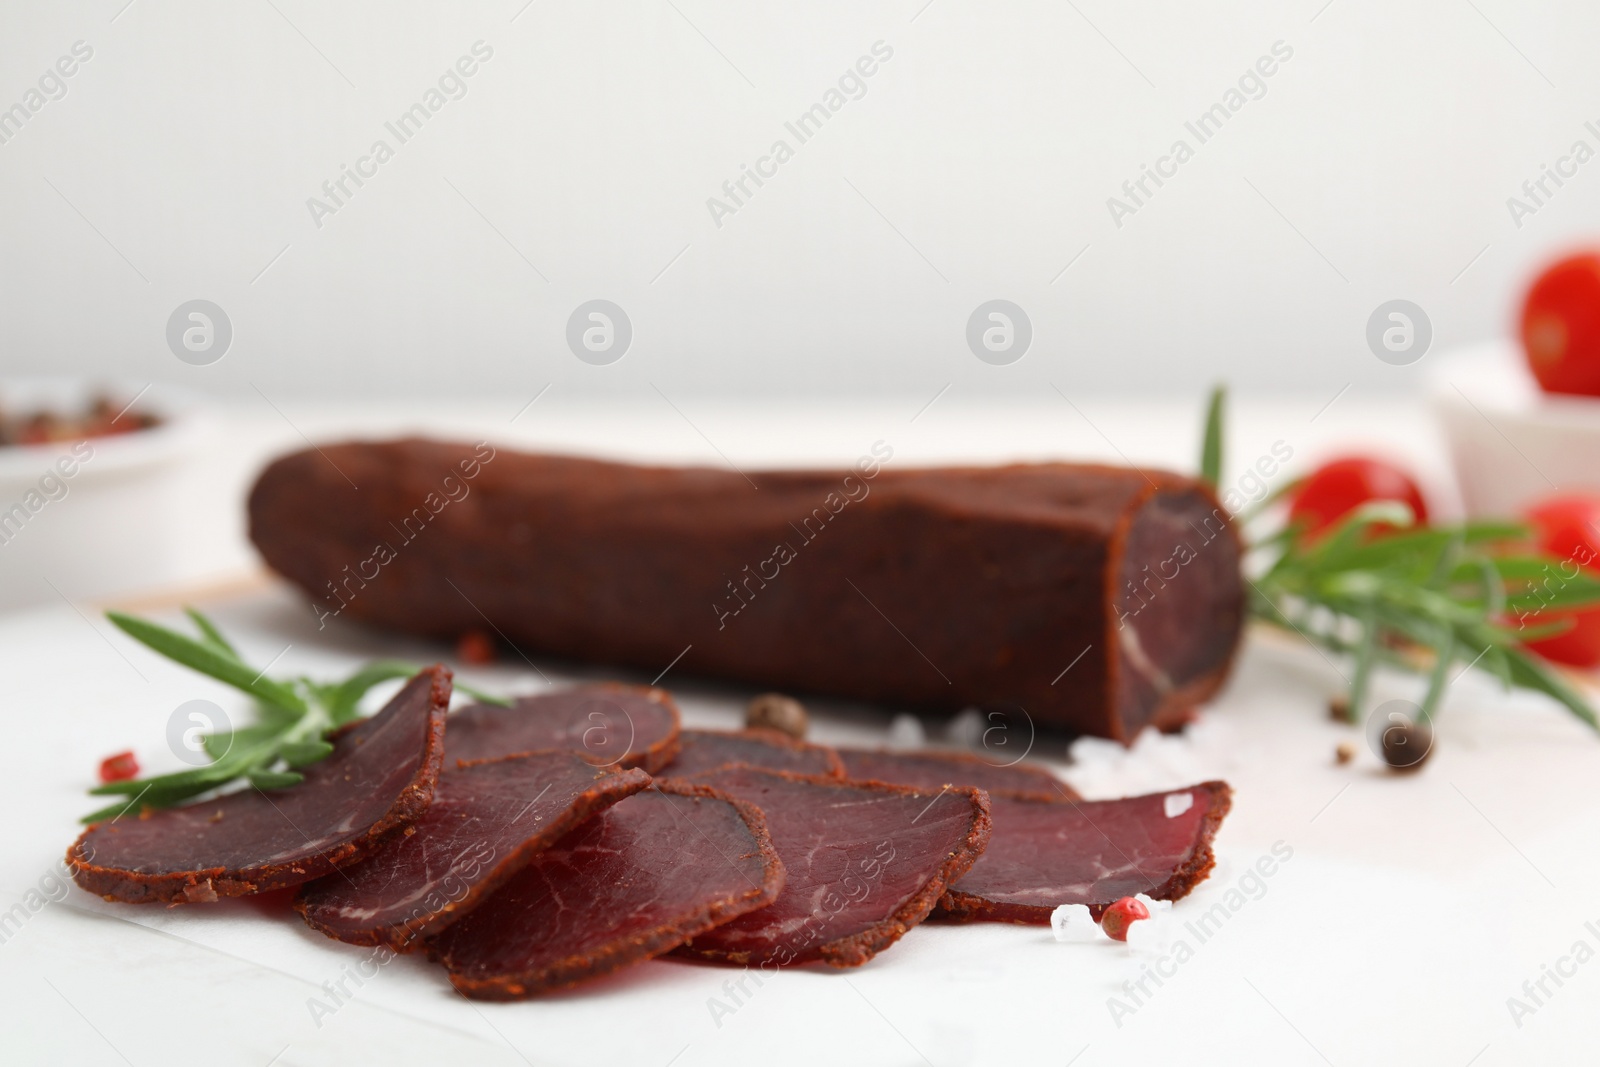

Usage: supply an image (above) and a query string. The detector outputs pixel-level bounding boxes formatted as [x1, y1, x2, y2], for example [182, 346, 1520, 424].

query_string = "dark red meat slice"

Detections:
[837, 748, 1073, 799]
[657, 728, 843, 779]
[430, 781, 783, 999]
[296, 752, 652, 948]
[676, 767, 990, 968]
[446, 684, 680, 772]
[68, 667, 451, 905]
[936, 781, 1232, 923]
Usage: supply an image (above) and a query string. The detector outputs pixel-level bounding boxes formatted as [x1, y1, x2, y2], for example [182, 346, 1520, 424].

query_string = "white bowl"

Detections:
[1428, 340, 1600, 518]
[0, 380, 210, 613]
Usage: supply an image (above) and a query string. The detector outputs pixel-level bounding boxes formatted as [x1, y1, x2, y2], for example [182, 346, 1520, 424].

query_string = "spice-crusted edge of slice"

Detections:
[836, 746, 1078, 800]
[673, 727, 846, 778]
[607, 683, 682, 774]
[452, 682, 684, 774]
[434, 779, 786, 1000]
[673, 769, 993, 970]
[296, 754, 655, 951]
[66, 666, 453, 906]
[934, 780, 1234, 925]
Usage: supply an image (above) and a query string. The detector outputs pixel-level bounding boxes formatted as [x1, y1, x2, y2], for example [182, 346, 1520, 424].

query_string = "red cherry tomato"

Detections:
[1522, 253, 1600, 396]
[1287, 457, 1429, 538]
[98, 750, 139, 783]
[1521, 495, 1600, 667]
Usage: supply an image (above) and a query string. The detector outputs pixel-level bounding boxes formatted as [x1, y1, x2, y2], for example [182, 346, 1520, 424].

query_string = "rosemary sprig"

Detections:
[83, 610, 507, 823]
[1248, 505, 1600, 730]
[1201, 387, 1600, 732]
[1199, 385, 1225, 489]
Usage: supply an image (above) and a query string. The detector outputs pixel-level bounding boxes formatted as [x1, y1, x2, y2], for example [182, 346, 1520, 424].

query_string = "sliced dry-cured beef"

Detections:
[936, 781, 1232, 923]
[296, 752, 652, 949]
[430, 781, 783, 999]
[446, 684, 680, 772]
[248, 441, 1245, 742]
[676, 767, 990, 968]
[657, 728, 843, 779]
[68, 667, 451, 905]
[837, 748, 1072, 799]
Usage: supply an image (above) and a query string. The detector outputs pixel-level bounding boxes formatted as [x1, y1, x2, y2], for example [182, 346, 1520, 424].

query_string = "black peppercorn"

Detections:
[1380, 720, 1432, 771]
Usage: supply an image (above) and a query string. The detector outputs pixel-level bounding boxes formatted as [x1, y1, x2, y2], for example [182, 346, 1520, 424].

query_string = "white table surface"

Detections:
[5, 392, 1597, 1067]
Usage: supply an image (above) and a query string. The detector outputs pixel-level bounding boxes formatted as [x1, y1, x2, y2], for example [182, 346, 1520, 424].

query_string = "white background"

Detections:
[6, 3, 1600, 1065]
[1, 0, 1597, 400]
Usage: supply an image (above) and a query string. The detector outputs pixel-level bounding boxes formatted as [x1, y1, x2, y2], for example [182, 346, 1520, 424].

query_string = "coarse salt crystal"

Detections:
[1133, 893, 1172, 914]
[1163, 791, 1193, 818]
[888, 714, 926, 749]
[1050, 904, 1099, 942]
[944, 707, 985, 748]
[1067, 736, 1124, 767]
[1123, 914, 1167, 953]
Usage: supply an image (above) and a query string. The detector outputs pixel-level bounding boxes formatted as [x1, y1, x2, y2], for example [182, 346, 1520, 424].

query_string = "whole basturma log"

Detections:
[249, 440, 1244, 740]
